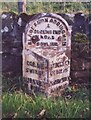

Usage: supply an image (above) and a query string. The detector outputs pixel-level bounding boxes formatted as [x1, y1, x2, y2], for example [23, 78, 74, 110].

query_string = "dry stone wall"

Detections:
[1, 12, 91, 84]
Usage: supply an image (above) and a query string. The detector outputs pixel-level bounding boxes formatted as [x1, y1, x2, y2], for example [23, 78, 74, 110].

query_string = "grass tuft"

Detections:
[2, 86, 90, 118]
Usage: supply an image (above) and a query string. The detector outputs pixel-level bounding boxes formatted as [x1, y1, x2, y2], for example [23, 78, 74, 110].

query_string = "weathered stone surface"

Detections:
[71, 43, 89, 59]
[1, 12, 17, 36]
[57, 13, 74, 26]
[71, 42, 90, 83]
[71, 58, 90, 71]
[73, 12, 86, 34]
[86, 14, 91, 40]
[71, 71, 90, 78]
[1, 12, 22, 77]
[2, 53, 22, 76]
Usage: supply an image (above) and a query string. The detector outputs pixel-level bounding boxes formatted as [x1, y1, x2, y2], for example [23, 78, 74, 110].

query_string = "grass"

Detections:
[2, 86, 90, 118]
[1, 2, 90, 14]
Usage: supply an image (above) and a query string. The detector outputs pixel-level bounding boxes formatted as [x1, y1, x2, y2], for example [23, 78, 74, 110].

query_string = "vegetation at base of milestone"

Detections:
[1, 2, 90, 14]
[2, 85, 90, 118]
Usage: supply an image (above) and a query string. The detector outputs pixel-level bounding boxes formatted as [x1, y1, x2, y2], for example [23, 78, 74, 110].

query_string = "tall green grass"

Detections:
[2, 87, 90, 118]
[1, 2, 90, 14]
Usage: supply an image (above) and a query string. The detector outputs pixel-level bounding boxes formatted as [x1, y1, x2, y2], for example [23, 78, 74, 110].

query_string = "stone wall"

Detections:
[1, 12, 91, 84]
[71, 43, 90, 84]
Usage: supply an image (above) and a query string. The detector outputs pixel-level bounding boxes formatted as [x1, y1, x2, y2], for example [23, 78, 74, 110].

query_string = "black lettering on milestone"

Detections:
[62, 42, 66, 46]
[54, 19, 57, 24]
[26, 68, 29, 72]
[52, 36, 54, 39]
[45, 18, 48, 22]
[56, 22, 60, 26]
[34, 22, 37, 27]
[62, 30, 65, 34]
[49, 18, 53, 23]
[30, 69, 33, 73]
[44, 35, 47, 39]
[59, 24, 64, 30]
[27, 61, 30, 66]
[29, 30, 33, 33]
[40, 35, 43, 39]
[65, 60, 69, 65]
[63, 34, 66, 38]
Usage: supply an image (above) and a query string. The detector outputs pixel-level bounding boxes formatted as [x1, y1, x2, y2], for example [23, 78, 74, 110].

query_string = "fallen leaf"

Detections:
[37, 109, 46, 119]
[13, 113, 18, 118]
